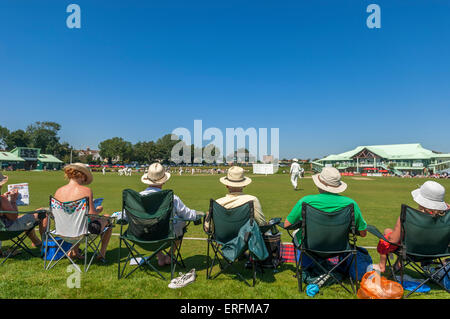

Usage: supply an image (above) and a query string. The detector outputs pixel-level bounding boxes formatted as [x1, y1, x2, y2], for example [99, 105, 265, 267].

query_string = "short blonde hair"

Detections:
[64, 167, 88, 183]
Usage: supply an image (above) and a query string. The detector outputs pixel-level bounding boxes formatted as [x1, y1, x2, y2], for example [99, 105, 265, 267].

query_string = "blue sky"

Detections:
[1, 0, 449, 159]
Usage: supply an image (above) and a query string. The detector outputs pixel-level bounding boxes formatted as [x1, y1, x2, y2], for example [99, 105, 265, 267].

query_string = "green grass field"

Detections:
[0, 171, 449, 299]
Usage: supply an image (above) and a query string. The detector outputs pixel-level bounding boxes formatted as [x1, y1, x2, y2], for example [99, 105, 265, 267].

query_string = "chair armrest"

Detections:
[259, 217, 282, 233]
[281, 220, 302, 231]
[0, 209, 47, 215]
[86, 214, 116, 226]
[366, 224, 400, 246]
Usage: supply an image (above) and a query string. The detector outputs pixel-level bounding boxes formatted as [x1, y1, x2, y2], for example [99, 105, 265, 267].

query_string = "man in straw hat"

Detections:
[204, 166, 267, 233]
[290, 158, 304, 190]
[375, 180, 449, 273]
[140, 162, 205, 266]
[284, 166, 368, 249]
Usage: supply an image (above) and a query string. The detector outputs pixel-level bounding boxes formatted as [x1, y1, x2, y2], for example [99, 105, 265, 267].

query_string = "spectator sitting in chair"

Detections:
[0, 177, 47, 255]
[284, 167, 368, 263]
[204, 166, 268, 233]
[376, 181, 450, 273]
[140, 163, 205, 267]
[53, 163, 112, 263]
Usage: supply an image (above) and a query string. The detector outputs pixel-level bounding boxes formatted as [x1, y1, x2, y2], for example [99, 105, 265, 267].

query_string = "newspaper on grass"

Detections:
[7, 183, 30, 206]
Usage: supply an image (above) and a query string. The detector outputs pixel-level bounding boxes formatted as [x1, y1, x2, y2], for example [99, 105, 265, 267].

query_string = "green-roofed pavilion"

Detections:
[312, 143, 450, 175]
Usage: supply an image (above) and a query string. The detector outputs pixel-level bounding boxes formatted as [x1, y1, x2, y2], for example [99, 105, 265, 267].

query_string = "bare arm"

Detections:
[88, 189, 103, 215]
[387, 217, 401, 244]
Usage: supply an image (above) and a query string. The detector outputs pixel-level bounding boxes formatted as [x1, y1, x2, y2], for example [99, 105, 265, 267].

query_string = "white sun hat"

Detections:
[411, 181, 448, 211]
[141, 163, 171, 186]
[220, 166, 252, 188]
[312, 166, 347, 194]
[292, 158, 299, 162]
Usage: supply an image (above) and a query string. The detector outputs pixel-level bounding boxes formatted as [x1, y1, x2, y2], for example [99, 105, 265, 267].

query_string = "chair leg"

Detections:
[171, 241, 175, 280]
[252, 255, 256, 287]
[206, 239, 210, 279]
[354, 251, 358, 294]
[43, 232, 49, 270]
[118, 237, 122, 280]
[298, 250, 303, 292]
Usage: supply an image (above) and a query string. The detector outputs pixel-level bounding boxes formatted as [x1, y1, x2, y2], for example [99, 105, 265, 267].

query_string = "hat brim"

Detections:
[64, 164, 93, 185]
[141, 172, 171, 186]
[312, 174, 347, 194]
[411, 189, 448, 211]
[220, 176, 252, 188]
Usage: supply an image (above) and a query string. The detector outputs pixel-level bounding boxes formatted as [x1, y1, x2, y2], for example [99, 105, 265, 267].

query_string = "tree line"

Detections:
[0, 122, 220, 164]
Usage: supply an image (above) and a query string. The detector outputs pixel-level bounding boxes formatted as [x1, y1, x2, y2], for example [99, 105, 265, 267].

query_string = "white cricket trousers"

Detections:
[291, 173, 300, 189]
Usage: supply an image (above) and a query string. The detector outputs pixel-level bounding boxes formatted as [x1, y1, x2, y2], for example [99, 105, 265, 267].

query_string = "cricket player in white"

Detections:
[290, 158, 303, 190]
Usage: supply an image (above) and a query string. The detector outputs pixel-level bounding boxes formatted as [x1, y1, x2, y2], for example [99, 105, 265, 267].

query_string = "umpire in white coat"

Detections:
[290, 158, 304, 190]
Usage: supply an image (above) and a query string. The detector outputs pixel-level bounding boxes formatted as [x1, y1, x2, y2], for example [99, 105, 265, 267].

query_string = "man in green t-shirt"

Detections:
[284, 167, 367, 246]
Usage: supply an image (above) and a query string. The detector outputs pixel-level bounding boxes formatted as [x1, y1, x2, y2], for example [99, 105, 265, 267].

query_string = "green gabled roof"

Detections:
[0, 151, 25, 162]
[38, 154, 63, 163]
[319, 144, 450, 162]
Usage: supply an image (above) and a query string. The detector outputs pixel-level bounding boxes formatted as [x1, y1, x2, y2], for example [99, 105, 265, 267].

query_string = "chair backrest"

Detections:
[209, 199, 254, 243]
[122, 188, 174, 241]
[49, 196, 89, 238]
[401, 205, 450, 256]
[301, 203, 355, 252]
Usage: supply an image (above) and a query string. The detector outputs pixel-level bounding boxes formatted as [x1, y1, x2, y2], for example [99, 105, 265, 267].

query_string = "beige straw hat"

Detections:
[312, 166, 347, 194]
[64, 163, 94, 185]
[141, 163, 171, 186]
[220, 166, 252, 188]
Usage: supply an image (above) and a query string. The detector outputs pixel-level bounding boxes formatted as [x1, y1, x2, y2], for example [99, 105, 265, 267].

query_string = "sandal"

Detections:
[96, 255, 108, 264]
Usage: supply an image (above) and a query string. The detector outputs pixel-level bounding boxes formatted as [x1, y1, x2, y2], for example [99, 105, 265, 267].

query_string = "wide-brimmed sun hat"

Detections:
[141, 163, 171, 186]
[411, 181, 447, 211]
[312, 166, 347, 194]
[292, 158, 299, 162]
[64, 163, 93, 185]
[220, 166, 252, 188]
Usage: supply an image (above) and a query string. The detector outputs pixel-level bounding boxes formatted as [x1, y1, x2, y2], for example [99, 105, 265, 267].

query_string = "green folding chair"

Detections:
[118, 189, 187, 280]
[0, 210, 46, 265]
[367, 204, 450, 298]
[204, 199, 270, 287]
[284, 203, 359, 294]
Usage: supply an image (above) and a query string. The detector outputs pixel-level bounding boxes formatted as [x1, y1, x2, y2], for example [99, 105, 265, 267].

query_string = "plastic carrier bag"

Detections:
[357, 271, 404, 299]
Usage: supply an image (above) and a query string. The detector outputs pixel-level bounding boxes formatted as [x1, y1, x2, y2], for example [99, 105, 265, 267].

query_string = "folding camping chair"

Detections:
[284, 203, 359, 294]
[118, 189, 191, 280]
[367, 204, 450, 298]
[44, 196, 114, 272]
[204, 199, 271, 287]
[0, 209, 46, 265]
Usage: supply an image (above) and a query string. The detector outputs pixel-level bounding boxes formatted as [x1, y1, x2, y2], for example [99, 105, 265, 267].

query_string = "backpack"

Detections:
[340, 246, 373, 281]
